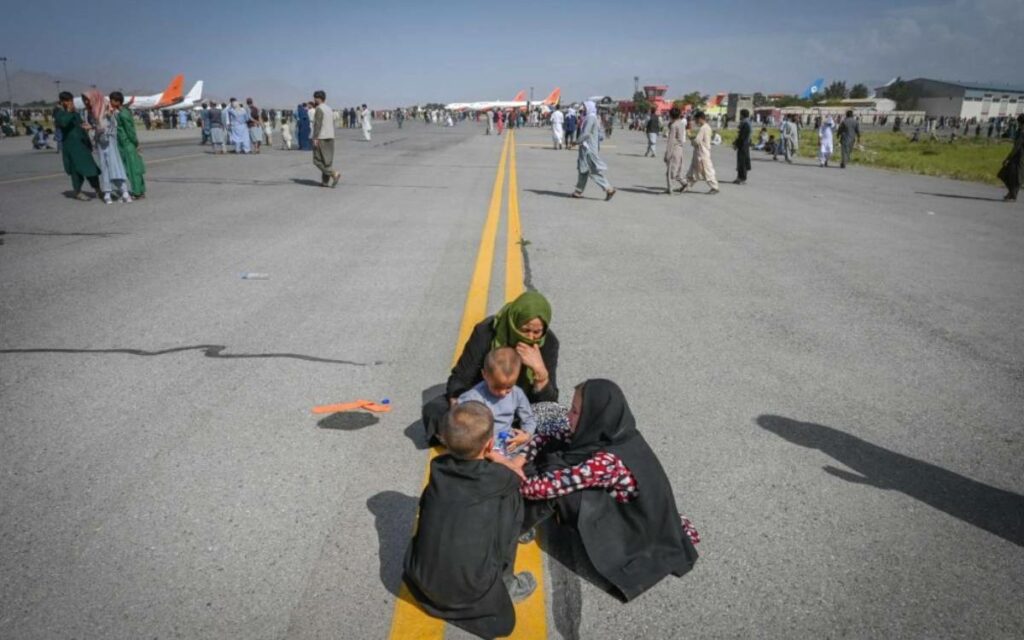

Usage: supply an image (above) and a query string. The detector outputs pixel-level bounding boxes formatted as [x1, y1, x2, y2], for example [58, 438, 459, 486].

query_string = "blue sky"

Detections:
[3, 0, 1022, 106]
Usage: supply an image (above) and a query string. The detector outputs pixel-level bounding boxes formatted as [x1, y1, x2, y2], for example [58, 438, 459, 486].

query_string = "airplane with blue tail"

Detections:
[799, 78, 825, 100]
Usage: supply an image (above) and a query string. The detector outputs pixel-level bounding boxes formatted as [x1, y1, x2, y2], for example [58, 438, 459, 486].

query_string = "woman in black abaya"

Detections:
[515, 380, 699, 601]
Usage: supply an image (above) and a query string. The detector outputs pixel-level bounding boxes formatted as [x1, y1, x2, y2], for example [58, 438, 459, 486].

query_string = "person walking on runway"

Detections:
[998, 114, 1024, 202]
[311, 90, 341, 188]
[571, 101, 615, 200]
[54, 91, 101, 200]
[664, 107, 687, 194]
[683, 111, 718, 194]
[838, 110, 860, 168]
[360, 104, 373, 142]
[733, 108, 751, 184]
[644, 109, 661, 157]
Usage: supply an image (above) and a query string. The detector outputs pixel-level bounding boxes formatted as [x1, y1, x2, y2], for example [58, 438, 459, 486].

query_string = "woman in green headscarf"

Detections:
[422, 291, 560, 444]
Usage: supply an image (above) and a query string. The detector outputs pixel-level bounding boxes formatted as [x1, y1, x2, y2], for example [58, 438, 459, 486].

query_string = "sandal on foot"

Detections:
[605, 189, 616, 201]
[570, 191, 583, 199]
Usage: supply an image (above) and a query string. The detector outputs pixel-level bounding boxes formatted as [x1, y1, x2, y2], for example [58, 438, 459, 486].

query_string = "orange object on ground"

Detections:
[311, 399, 392, 414]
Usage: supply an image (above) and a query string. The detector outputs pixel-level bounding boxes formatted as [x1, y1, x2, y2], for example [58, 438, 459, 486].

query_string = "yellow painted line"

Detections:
[452, 132, 511, 364]
[387, 133, 513, 640]
[504, 131, 549, 640]
[0, 153, 205, 186]
[505, 134, 524, 301]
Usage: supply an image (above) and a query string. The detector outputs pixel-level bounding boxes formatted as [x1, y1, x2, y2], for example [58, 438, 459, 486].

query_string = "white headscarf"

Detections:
[584, 100, 598, 117]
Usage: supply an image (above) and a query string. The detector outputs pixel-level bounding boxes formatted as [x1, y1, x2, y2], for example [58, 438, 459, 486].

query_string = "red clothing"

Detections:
[518, 417, 638, 503]
[519, 404, 701, 545]
[521, 450, 637, 503]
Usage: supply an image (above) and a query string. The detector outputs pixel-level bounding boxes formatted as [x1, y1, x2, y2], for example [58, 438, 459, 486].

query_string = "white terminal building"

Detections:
[880, 78, 1024, 120]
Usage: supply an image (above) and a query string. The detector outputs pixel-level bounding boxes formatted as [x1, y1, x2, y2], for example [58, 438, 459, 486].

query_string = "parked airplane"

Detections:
[445, 90, 526, 112]
[173, 81, 204, 109]
[798, 78, 826, 100]
[446, 88, 561, 113]
[72, 74, 185, 111]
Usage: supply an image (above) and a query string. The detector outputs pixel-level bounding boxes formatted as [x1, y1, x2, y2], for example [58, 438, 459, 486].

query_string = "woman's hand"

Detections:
[516, 342, 547, 384]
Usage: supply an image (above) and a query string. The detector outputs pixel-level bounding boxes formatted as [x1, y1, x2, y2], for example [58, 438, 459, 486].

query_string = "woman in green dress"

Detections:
[55, 91, 100, 200]
[110, 92, 146, 198]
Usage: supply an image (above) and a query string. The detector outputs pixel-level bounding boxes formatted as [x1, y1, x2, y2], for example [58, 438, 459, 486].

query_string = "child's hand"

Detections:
[506, 429, 530, 452]
[488, 452, 526, 481]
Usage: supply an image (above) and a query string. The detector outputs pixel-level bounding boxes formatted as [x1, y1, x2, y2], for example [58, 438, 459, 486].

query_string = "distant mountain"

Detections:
[3, 69, 163, 105]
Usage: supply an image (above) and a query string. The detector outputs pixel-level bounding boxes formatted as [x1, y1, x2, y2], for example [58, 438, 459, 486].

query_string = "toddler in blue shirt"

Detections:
[458, 347, 536, 457]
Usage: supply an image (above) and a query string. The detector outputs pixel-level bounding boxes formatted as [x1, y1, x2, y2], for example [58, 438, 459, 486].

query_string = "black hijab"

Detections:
[562, 379, 639, 465]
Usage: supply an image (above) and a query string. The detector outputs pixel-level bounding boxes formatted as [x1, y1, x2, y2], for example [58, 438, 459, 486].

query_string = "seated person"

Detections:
[32, 127, 53, 150]
[512, 380, 700, 602]
[765, 134, 777, 154]
[754, 127, 769, 150]
[458, 347, 536, 457]
[403, 402, 537, 639]
[422, 291, 559, 444]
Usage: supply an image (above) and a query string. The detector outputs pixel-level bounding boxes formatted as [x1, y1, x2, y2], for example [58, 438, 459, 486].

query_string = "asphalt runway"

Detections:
[1, 120, 1021, 639]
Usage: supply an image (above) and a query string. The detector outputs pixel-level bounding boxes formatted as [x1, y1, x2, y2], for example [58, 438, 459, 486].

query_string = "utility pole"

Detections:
[529, 86, 534, 102]
[634, 76, 639, 96]
[0, 57, 12, 113]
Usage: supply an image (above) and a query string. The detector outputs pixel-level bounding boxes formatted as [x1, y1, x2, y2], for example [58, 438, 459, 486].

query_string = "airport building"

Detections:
[881, 78, 1024, 121]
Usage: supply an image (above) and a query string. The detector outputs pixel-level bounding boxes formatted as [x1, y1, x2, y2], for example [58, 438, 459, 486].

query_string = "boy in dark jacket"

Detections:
[403, 402, 536, 639]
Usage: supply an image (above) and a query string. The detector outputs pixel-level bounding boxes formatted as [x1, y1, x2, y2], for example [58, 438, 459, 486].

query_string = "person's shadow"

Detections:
[366, 491, 419, 596]
[756, 415, 1024, 547]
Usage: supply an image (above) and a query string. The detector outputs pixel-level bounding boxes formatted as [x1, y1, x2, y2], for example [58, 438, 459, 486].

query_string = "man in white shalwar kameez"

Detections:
[818, 116, 835, 167]
[683, 111, 719, 193]
[550, 108, 565, 149]
[360, 104, 372, 141]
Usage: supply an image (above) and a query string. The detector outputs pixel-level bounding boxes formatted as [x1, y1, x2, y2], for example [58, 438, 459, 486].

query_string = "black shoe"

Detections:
[504, 572, 537, 603]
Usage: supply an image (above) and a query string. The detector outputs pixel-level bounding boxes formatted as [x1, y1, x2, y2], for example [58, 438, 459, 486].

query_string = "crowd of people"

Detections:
[411, 291, 700, 637]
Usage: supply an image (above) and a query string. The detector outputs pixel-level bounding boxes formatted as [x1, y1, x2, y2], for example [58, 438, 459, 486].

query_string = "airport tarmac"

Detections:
[1, 121, 1022, 640]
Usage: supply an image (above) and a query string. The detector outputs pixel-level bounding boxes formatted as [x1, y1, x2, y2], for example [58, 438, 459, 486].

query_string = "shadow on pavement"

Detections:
[618, 186, 666, 196]
[0, 345, 380, 366]
[317, 412, 380, 431]
[538, 522, 589, 639]
[367, 490, 418, 597]
[150, 177, 294, 186]
[404, 419, 430, 450]
[0, 229, 125, 238]
[915, 191, 1005, 202]
[292, 178, 326, 187]
[408, 383, 446, 450]
[524, 189, 571, 198]
[756, 414, 1024, 547]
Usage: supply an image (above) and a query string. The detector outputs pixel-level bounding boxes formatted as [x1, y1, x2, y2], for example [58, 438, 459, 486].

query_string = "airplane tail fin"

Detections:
[512, 90, 527, 101]
[799, 78, 825, 100]
[185, 81, 203, 103]
[155, 74, 185, 107]
[542, 88, 561, 105]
